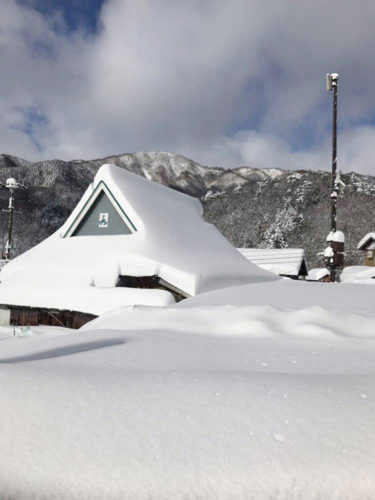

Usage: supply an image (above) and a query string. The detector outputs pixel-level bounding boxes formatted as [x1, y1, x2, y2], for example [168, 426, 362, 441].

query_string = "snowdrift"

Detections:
[1, 296, 375, 499]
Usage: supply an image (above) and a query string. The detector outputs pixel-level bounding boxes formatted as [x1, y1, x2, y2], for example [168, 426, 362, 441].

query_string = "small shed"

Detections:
[237, 248, 308, 280]
[307, 268, 330, 282]
[357, 233, 375, 266]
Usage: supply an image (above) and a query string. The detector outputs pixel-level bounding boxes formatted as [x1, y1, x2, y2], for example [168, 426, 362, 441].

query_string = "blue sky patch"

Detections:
[18, 0, 106, 34]
[15, 106, 51, 153]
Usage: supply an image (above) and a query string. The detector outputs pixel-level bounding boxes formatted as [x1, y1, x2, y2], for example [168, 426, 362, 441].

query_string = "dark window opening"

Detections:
[116, 275, 188, 302]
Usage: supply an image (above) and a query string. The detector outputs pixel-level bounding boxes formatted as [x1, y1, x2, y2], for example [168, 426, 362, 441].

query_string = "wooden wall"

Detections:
[365, 250, 375, 266]
[10, 307, 96, 329]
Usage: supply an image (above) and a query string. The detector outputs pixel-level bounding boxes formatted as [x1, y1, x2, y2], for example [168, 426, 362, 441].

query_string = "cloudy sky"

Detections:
[1, 0, 375, 174]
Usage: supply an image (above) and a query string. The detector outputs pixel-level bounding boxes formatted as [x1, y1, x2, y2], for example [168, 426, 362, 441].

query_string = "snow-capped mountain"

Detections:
[0, 151, 374, 268]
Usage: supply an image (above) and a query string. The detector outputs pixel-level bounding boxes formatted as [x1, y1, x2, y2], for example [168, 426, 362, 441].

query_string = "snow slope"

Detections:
[1, 279, 375, 499]
[180, 279, 375, 314]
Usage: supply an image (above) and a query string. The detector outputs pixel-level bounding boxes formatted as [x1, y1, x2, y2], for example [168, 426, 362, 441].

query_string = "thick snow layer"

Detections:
[0, 164, 276, 313]
[341, 266, 375, 284]
[180, 279, 375, 315]
[324, 246, 334, 258]
[0, 270, 175, 314]
[1, 297, 375, 499]
[333, 230, 345, 243]
[83, 303, 375, 339]
[307, 267, 329, 281]
[357, 232, 375, 250]
[326, 230, 334, 242]
[238, 248, 306, 277]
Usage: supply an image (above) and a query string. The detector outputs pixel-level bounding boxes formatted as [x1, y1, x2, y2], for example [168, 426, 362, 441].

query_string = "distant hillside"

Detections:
[0, 151, 374, 269]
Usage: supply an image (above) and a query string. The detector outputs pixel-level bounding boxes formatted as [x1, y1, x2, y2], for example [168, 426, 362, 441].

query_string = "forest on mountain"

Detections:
[0, 151, 373, 269]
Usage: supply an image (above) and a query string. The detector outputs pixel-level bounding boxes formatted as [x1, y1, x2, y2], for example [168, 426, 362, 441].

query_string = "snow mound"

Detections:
[82, 303, 375, 340]
[180, 279, 375, 315]
[1, 301, 375, 498]
[341, 266, 375, 284]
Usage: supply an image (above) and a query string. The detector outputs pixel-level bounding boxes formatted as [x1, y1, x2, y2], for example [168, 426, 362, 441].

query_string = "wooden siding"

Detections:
[9, 307, 96, 329]
[5, 274, 189, 329]
[366, 250, 375, 266]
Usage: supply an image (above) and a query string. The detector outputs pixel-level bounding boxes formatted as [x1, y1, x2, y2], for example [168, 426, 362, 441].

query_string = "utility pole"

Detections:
[324, 73, 344, 281]
[2, 178, 23, 262]
[328, 72, 339, 235]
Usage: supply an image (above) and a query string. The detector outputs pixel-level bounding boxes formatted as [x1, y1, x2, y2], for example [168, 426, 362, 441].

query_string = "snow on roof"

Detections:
[0, 164, 276, 315]
[357, 232, 375, 250]
[238, 248, 307, 277]
[326, 231, 334, 242]
[332, 231, 345, 243]
[0, 273, 175, 315]
[307, 268, 329, 281]
[324, 246, 334, 258]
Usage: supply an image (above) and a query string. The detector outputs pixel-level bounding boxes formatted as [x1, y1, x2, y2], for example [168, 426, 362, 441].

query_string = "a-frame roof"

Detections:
[64, 180, 136, 237]
[357, 232, 375, 250]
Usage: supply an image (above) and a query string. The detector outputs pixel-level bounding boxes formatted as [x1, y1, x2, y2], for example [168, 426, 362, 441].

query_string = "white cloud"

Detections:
[200, 127, 375, 175]
[1, 0, 375, 174]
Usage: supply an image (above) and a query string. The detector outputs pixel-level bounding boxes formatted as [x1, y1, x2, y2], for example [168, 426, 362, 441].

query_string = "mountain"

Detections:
[0, 151, 374, 269]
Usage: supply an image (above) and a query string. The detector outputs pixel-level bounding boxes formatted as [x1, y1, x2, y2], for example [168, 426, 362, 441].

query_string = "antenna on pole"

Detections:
[2, 178, 24, 262]
[324, 73, 345, 281]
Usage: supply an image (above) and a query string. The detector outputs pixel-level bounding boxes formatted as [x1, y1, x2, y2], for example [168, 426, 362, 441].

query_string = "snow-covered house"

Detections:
[357, 233, 375, 266]
[237, 248, 308, 280]
[307, 268, 330, 282]
[0, 164, 276, 327]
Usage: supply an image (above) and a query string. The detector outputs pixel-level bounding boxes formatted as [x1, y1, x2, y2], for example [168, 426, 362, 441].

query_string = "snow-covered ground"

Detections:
[341, 265, 375, 284]
[308, 266, 375, 285]
[1, 280, 375, 499]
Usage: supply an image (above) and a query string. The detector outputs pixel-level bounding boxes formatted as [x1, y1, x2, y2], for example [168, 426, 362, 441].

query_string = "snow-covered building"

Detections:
[307, 268, 330, 282]
[237, 248, 308, 280]
[0, 164, 277, 327]
[357, 233, 375, 266]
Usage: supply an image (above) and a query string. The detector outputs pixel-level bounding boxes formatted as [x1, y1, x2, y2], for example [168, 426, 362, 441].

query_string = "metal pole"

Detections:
[326, 73, 339, 282]
[4, 192, 14, 262]
[331, 79, 338, 234]
[2, 178, 22, 262]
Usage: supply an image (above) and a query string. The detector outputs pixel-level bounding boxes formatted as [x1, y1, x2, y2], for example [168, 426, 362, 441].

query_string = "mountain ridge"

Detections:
[0, 151, 373, 269]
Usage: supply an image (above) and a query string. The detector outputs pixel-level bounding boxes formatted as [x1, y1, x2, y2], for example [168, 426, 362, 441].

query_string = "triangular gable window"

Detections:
[64, 181, 136, 237]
